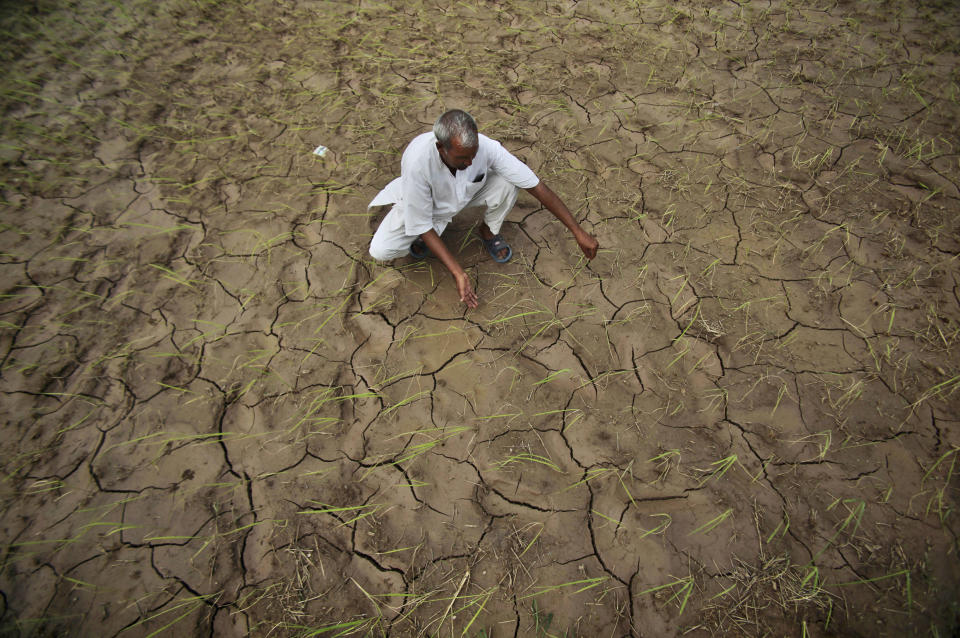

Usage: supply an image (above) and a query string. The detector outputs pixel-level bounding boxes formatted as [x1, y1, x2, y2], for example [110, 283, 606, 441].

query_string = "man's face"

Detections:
[436, 137, 478, 172]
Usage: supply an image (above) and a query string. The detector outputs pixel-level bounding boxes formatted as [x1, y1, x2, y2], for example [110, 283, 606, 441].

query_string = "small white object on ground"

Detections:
[313, 145, 328, 157]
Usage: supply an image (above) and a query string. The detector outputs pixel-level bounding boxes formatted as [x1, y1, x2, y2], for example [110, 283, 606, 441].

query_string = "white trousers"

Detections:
[369, 173, 519, 261]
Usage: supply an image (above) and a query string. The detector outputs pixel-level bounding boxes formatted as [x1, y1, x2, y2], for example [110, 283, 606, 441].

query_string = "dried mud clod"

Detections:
[1, 0, 960, 637]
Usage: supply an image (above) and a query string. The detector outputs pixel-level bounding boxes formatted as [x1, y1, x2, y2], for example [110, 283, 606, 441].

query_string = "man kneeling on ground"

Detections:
[368, 109, 599, 308]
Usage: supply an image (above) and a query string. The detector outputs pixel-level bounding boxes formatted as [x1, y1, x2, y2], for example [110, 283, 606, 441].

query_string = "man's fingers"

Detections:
[580, 234, 599, 259]
[456, 274, 479, 309]
[461, 289, 478, 308]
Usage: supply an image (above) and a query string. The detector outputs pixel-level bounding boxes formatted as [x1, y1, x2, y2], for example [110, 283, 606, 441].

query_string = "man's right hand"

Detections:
[455, 272, 478, 309]
[421, 230, 479, 309]
[575, 230, 599, 259]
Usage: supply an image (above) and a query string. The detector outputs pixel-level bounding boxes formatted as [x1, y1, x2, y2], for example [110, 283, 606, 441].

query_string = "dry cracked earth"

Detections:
[1, 0, 959, 636]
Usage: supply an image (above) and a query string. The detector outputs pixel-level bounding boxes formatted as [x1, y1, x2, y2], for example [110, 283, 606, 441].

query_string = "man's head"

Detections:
[434, 109, 478, 171]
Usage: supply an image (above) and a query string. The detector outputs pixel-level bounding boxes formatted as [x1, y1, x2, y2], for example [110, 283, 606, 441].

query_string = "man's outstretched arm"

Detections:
[525, 182, 599, 259]
[420, 229, 479, 309]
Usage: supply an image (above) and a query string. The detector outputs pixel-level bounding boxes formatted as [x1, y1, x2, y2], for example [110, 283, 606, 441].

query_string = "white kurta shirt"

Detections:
[369, 132, 539, 236]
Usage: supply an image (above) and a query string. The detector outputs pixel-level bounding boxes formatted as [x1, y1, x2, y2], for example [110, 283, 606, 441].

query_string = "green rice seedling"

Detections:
[486, 308, 550, 327]
[709, 581, 737, 601]
[426, 586, 500, 636]
[648, 449, 681, 482]
[833, 568, 912, 609]
[519, 576, 606, 600]
[284, 618, 376, 637]
[695, 455, 737, 486]
[191, 519, 270, 560]
[636, 575, 694, 614]
[769, 379, 793, 417]
[811, 498, 865, 561]
[61, 575, 96, 591]
[118, 592, 219, 637]
[666, 339, 690, 369]
[667, 274, 689, 307]
[391, 325, 420, 349]
[689, 508, 734, 535]
[22, 478, 64, 495]
[361, 426, 469, 479]
[474, 411, 523, 425]
[746, 456, 775, 483]
[603, 303, 650, 336]
[147, 263, 204, 290]
[529, 599, 563, 637]
[614, 464, 639, 507]
[54, 408, 98, 436]
[826, 377, 866, 413]
[297, 503, 384, 527]
[638, 513, 672, 539]
[372, 544, 422, 558]
[276, 299, 346, 335]
[381, 389, 431, 417]
[790, 431, 832, 463]
[493, 452, 562, 474]
[913, 375, 960, 409]
[369, 588, 439, 627]
[120, 221, 197, 236]
[310, 292, 355, 337]
[142, 432, 240, 464]
[531, 368, 571, 386]
[564, 467, 615, 491]
[403, 325, 470, 344]
[532, 407, 582, 421]
[487, 302, 592, 353]
[154, 381, 192, 394]
[457, 589, 496, 637]
[2, 356, 39, 376]
[573, 369, 633, 392]
[6, 613, 86, 635]
[698, 388, 728, 413]
[673, 303, 701, 344]
[286, 387, 377, 436]
[799, 564, 823, 599]
[5, 533, 87, 567]
[431, 569, 471, 634]
[347, 578, 391, 630]
[592, 508, 625, 530]
[920, 446, 958, 523]
[518, 523, 544, 558]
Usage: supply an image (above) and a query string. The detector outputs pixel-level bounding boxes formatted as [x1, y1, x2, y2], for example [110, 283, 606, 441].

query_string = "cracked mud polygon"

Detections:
[1, 1, 959, 636]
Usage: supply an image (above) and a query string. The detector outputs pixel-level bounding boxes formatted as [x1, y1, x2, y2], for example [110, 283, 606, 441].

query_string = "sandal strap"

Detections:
[486, 235, 507, 250]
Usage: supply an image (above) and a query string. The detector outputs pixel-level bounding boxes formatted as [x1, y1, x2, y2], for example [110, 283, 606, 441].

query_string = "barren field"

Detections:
[2, 0, 959, 636]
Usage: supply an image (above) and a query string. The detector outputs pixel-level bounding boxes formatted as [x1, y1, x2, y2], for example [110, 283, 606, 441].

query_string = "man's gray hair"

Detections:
[434, 109, 478, 149]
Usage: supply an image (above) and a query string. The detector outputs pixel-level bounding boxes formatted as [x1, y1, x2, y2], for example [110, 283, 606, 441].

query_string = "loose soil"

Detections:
[1, 0, 959, 636]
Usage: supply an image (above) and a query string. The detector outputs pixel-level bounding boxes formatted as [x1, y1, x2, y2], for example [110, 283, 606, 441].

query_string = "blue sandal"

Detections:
[409, 237, 433, 259]
[481, 233, 512, 263]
